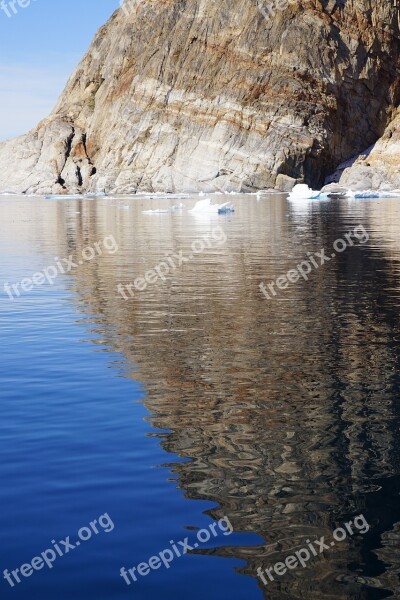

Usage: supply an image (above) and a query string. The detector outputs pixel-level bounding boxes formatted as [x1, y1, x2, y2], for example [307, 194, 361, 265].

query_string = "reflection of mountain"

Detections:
[38, 195, 400, 599]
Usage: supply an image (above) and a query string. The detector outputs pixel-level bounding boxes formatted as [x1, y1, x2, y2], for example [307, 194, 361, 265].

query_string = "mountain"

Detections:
[0, 0, 399, 194]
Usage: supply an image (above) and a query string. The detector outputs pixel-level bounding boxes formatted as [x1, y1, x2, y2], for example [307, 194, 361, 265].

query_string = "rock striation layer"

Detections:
[0, 0, 399, 194]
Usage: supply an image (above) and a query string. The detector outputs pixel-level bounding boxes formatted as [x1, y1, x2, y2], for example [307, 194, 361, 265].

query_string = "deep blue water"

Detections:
[1, 194, 400, 600]
[0, 195, 262, 600]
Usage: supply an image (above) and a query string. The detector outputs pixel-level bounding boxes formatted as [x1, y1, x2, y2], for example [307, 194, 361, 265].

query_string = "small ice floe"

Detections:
[141, 193, 189, 200]
[288, 184, 327, 200]
[189, 198, 234, 214]
[84, 192, 107, 197]
[254, 189, 278, 199]
[346, 189, 400, 199]
[199, 191, 206, 197]
[44, 194, 83, 200]
[143, 203, 184, 214]
[218, 204, 235, 214]
[346, 189, 378, 199]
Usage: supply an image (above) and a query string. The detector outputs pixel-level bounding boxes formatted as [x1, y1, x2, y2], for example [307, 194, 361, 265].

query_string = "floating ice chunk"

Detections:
[189, 198, 234, 214]
[189, 198, 216, 212]
[354, 190, 380, 198]
[143, 202, 185, 214]
[140, 193, 189, 199]
[288, 184, 327, 200]
[170, 203, 184, 211]
[347, 189, 400, 198]
[344, 189, 379, 198]
[218, 204, 235, 214]
[44, 194, 83, 200]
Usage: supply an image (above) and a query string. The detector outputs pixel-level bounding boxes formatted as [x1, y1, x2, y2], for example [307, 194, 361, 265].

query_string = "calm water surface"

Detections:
[1, 194, 400, 600]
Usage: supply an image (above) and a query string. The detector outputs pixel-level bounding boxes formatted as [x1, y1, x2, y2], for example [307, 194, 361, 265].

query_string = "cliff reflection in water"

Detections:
[49, 195, 400, 599]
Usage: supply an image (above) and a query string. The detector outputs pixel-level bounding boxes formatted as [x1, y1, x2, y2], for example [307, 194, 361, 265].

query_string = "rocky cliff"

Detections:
[0, 0, 399, 194]
[328, 108, 400, 190]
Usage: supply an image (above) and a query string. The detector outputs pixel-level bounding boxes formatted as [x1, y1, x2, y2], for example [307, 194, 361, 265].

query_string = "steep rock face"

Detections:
[0, 0, 399, 194]
[327, 108, 400, 190]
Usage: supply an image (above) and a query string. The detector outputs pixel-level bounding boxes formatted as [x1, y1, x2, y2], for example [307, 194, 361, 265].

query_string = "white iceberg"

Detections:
[189, 198, 234, 214]
[288, 184, 327, 200]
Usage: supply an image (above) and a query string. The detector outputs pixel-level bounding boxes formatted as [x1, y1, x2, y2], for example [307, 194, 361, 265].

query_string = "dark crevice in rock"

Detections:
[82, 133, 96, 178]
[65, 128, 74, 163]
[76, 166, 83, 187]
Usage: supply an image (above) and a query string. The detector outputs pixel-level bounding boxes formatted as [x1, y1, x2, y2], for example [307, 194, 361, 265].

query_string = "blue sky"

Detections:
[0, 0, 120, 140]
